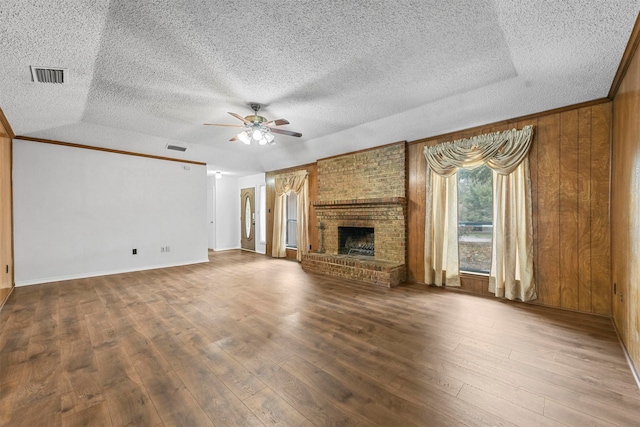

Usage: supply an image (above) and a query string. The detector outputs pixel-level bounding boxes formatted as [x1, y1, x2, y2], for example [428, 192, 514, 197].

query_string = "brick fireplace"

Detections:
[301, 143, 407, 287]
[338, 226, 374, 256]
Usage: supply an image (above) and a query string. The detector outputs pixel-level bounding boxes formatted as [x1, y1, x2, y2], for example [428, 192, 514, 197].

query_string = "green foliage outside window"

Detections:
[458, 166, 492, 223]
[458, 165, 492, 273]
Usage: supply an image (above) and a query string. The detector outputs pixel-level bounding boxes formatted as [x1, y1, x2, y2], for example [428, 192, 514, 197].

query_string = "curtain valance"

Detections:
[274, 170, 308, 195]
[424, 125, 534, 177]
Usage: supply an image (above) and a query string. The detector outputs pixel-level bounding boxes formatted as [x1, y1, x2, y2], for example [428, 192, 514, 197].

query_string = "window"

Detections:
[259, 185, 266, 244]
[458, 165, 492, 273]
[286, 192, 297, 248]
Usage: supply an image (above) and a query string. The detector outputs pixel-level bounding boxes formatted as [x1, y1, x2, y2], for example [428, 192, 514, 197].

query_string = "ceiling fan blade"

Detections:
[229, 135, 238, 141]
[270, 128, 302, 138]
[228, 112, 252, 125]
[265, 118, 290, 127]
[204, 123, 243, 127]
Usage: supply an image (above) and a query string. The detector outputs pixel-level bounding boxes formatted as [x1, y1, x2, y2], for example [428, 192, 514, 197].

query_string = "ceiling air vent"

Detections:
[30, 66, 67, 84]
[166, 144, 187, 152]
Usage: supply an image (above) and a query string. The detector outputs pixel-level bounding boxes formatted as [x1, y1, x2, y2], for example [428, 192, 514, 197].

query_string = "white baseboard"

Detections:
[15, 258, 210, 287]
[212, 246, 241, 252]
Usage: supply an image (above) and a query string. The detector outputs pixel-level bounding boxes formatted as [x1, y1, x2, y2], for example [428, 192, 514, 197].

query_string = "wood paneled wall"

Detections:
[265, 163, 318, 260]
[407, 101, 612, 315]
[0, 113, 13, 294]
[611, 19, 640, 376]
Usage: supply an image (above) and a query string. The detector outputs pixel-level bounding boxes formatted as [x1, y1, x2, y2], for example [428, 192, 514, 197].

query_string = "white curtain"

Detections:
[423, 125, 536, 301]
[272, 170, 309, 261]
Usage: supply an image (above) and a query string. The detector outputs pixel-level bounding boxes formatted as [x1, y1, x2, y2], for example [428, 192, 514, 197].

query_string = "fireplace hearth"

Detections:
[338, 226, 374, 256]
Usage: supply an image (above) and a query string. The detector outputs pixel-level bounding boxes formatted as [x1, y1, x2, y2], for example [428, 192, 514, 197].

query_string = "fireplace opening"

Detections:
[338, 227, 374, 256]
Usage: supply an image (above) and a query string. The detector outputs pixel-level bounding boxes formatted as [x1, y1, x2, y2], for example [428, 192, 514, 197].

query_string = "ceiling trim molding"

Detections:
[408, 97, 611, 147]
[14, 136, 206, 166]
[609, 12, 640, 100]
[0, 107, 16, 139]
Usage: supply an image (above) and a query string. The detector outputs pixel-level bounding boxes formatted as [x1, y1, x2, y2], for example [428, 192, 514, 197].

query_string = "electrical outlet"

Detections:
[132, 249, 137, 255]
[161, 247, 165, 253]
[620, 292, 624, 303]
[166, 246, 170, 252]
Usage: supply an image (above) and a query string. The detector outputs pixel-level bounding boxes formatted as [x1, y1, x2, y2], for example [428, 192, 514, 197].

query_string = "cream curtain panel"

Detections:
[272, 170, 309, 261]
[424, 172, 460, 287]
[423, 125, 536, 301]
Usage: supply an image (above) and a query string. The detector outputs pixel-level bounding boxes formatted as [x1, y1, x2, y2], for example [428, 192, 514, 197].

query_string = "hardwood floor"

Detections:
[0, 287, 11, 311]
[1, 250, 639, 426]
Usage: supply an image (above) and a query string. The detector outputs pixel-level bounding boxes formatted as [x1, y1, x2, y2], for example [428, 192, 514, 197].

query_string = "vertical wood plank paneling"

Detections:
[0, 120, 12, 292]
[524, 119, 540, 299]
[611, 24, 640, 373]
[306, 163, 319, 253]
[590, 103, 612, 315]
[407, 142, 427, 283]
[611, 104, 629, 340]
[536, 114, 561, 308]
[559, 110, 580, 310]
[265, 173, 275, 257]
[406, 143, 420, 283]
[415, 144, 426, 283]
[577, 107, 593, 313]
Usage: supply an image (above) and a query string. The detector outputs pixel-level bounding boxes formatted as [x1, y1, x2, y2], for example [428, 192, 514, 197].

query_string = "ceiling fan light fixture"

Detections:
[208, 103, 300, 146]
[264, 132, 275, 144]
[238, 131, 251, 145]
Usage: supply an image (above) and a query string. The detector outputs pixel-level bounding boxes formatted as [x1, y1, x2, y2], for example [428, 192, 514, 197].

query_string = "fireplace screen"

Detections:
[338, 227, 374, 256]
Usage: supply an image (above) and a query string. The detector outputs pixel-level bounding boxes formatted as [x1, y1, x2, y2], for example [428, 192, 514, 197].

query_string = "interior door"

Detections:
[240, 187, 255, 251]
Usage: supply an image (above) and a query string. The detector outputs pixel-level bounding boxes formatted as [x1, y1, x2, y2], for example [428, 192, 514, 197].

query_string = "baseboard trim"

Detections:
[612, 319, 640, 391]
[14, 258, 210, 287]
[0, 286, 15, 312]
[212, 246, 241, 252]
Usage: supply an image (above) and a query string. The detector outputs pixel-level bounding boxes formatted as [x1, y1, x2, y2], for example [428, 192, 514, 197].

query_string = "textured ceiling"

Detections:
[1, 1, 638, 175]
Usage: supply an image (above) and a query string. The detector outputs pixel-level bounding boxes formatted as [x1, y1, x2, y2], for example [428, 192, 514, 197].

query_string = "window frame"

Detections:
[285, 192, 298, 249]
[457, 165, 493, 275]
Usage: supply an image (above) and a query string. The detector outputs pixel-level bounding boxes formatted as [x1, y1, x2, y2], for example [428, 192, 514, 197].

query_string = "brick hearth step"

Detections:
[301, 253, 406, 288]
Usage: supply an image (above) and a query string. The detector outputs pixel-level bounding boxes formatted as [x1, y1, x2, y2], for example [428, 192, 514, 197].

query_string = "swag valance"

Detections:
[424, 125, 534, 177]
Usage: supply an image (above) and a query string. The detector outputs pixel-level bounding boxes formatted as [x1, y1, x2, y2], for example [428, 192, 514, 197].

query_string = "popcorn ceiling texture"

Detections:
[0, 1, 638, 173]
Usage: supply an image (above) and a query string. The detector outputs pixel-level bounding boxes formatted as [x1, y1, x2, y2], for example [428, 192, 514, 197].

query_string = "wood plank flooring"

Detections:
[0, 287, 11, 311]
[1, 250, 639, 426]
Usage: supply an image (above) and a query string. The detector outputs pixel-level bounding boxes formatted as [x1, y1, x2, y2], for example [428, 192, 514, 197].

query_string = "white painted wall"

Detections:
[13, 140, 208, 286]
[238, 173, 266, 254]
[207, 186, 215, 249]
[212, 175, 240, 251]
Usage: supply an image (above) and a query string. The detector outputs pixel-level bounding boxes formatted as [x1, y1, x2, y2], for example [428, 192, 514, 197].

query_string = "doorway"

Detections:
[240, 187, 255, 251]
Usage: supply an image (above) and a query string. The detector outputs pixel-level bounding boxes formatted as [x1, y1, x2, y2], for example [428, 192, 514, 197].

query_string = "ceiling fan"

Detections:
[205, 103, 302, 145]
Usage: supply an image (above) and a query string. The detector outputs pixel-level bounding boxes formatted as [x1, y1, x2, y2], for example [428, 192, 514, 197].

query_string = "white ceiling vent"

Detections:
[166, 144, 187, 152]
[30, 66, 67, 83]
